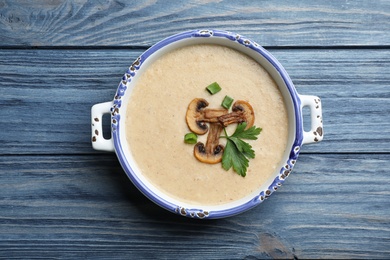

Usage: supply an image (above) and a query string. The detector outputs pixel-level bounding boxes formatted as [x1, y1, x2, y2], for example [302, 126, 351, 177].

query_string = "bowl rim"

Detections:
[110, 29, 304, 219]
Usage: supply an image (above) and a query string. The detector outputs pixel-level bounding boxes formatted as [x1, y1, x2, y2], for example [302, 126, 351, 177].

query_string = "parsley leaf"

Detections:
[231, 122, 262, 140]
[222, 139, 249, 177]
[221, 122, 262, 177]
[229, 136, 255, 159]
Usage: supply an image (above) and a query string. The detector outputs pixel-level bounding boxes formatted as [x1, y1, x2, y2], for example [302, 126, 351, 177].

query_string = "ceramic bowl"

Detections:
[91, 29, 323, 219]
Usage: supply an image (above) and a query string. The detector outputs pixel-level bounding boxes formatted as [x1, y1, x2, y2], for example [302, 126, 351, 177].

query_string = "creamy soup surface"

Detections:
[125, 44, 288, 206]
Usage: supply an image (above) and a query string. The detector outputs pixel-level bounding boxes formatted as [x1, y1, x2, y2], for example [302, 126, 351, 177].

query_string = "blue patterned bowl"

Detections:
[91, 29, 323, 219]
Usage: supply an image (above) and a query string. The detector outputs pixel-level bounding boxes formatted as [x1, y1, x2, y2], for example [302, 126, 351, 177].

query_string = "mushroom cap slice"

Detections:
[193, 123, 224, 164]
[186, 98, 210, 135]
[185, 98, 228, 135]
[193, 142, 224, 164]
[217, 100, 255, 128]
[232, 100, 255, 129]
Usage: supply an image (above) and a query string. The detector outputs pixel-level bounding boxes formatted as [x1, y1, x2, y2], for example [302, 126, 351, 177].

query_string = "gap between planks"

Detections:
[0, 152, 388, 157]
[1, 45, 390, 51]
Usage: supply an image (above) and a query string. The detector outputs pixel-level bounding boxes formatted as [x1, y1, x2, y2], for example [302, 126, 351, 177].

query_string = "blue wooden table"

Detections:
[1, 1, 389, 258]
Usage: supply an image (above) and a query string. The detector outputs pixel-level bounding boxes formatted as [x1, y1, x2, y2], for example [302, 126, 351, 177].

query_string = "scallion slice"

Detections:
[221, 95, 234, 109]
[205, 82, 221, 95]
[184, 132, 198, 144]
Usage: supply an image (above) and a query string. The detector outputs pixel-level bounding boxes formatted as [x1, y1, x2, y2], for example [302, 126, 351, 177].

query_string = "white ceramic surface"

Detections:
[91, 29, 323, 219]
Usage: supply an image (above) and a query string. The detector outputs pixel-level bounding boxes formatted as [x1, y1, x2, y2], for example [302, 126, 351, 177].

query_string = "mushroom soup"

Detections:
[125, 44, 288, 206]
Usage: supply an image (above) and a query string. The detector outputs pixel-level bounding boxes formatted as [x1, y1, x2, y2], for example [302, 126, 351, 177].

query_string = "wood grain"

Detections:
[0, 0, 389, 47]
[0, 49, 388, 154]
[0, 154, 388, 258]
[0, 1, 389, 258]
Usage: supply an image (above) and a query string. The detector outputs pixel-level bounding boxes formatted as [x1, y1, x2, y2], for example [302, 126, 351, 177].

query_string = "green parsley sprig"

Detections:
[221, 122, 262, 177]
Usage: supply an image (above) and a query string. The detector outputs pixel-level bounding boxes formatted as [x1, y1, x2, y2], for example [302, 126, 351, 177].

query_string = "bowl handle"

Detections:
[299, 95, 324, 145]
[91, 101, 115, 152]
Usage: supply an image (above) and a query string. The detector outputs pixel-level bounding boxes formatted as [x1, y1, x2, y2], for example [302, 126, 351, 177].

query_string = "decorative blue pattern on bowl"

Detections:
[110, 29, 304, 219]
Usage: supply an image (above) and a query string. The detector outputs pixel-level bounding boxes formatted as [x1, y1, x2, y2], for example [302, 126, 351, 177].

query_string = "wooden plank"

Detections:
[0, 0, 389, 47]
[1, 49, 389, 154]
[0, 154, 388, 258]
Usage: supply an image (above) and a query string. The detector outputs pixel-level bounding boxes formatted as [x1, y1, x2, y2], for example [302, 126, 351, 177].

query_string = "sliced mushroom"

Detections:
[218, 100, 255, 129]
[186, 98, 228, 134]
[193, 123, 224, 164]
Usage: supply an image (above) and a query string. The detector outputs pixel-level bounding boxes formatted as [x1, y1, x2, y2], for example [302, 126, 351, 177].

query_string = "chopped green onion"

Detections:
[184, 133, 198, 144]
[205, 82, 221, 95]
[221, 95, 234, 109]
